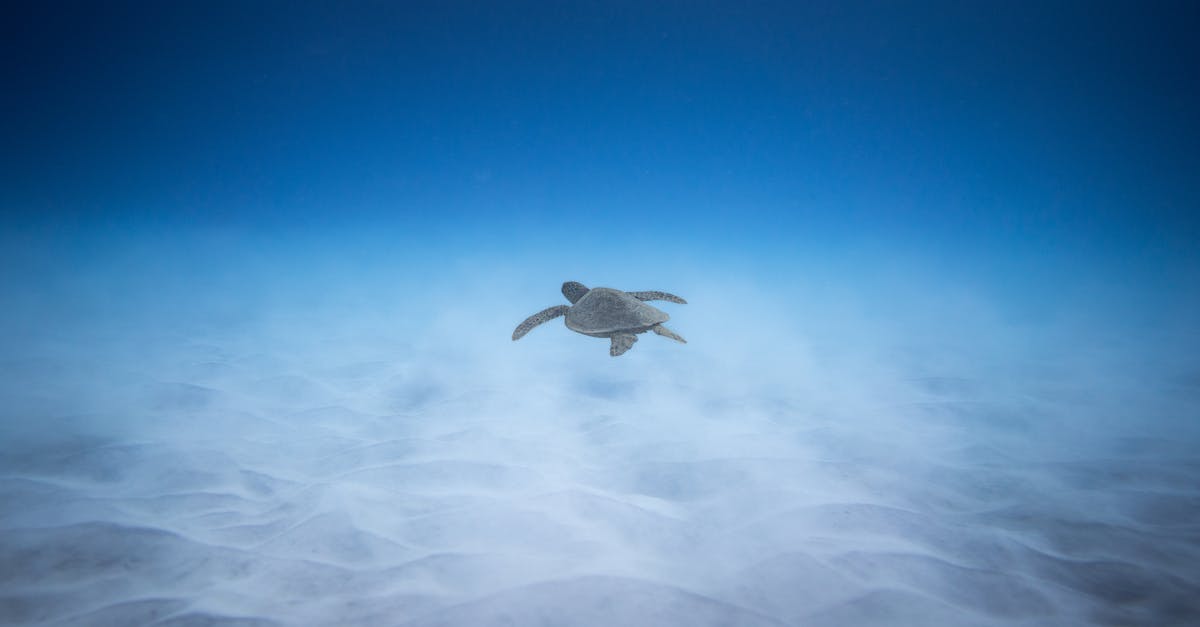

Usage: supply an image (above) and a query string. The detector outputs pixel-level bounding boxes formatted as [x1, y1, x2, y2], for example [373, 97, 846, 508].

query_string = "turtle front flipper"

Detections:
[652, 324, 686, 343]
[512, 305, 570, 340]
[610, 333, 638, 357]
[628, 291, 687, 304]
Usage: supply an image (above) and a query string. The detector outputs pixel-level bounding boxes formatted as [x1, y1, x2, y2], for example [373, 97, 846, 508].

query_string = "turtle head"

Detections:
[562, 281, 589, 304]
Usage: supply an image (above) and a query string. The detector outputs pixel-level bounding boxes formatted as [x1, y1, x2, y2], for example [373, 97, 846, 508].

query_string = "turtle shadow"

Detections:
[573, 376, 641, 400]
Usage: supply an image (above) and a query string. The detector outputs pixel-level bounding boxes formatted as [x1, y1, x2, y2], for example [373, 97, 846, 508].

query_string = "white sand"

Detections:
[1, 272, 1197, 626]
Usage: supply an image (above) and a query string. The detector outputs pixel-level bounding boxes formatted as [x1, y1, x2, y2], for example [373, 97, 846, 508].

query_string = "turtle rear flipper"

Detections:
[652, 324, 686, 343]
[610, 333, 638, 357]
[629, 291, 687, 304]
[512, 305, 570, 340]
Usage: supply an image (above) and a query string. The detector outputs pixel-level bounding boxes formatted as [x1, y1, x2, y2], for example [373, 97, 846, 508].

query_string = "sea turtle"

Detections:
[512, 281, 688, 357]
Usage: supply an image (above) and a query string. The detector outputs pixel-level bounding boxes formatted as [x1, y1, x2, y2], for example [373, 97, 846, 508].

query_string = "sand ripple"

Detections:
[2, 361, 1198, 626]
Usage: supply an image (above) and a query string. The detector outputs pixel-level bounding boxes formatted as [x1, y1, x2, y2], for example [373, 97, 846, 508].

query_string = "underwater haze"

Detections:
[3, 2, 1200, 626]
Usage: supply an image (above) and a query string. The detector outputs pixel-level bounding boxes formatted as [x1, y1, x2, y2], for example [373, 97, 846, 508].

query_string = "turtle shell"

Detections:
[565, 287, 668, 336]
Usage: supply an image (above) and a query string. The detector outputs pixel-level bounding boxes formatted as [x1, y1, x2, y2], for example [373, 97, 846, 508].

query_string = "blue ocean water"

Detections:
[2, 3, 1199, 625]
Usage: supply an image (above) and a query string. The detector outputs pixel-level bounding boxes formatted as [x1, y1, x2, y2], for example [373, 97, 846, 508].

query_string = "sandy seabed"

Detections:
[1, 315, 1198, 627]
